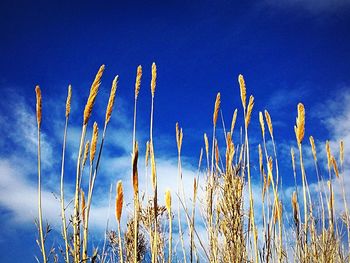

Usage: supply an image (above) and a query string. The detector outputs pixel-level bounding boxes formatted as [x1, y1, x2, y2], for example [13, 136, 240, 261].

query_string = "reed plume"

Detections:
[213, 92, 221, 127]
[238, 74, 246, 109]
[230, 108, 238, 135]
[295, 103, 305, 145]
[264, 110, 273, 138]
[65, 85, 72, 118]
[135, 65, 142, 99]
[245, 95, 254, 127]
[116, 180, 124, 263]
[151, 62, 157, 98]
[105, 76, 118, 125]
[35, 86, 42, 128]
[90, 122, 98, 165]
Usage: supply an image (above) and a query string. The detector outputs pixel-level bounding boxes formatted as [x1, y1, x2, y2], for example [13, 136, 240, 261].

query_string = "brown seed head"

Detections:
[116, 180, 124, 222]
[291, 191, 299, 224]
[145, 141, 150, 167]
[213, 92, 221, 127]
[326, 140, 331, 170]
[81, 189, 86, 224]
[165, 189, 171, 213]
[90, 122, 98, 164]
[150, 142, 157, 191]
[176, 122, 183, 154]
[264, 110, 273, 138]
[65, 85, 72, 118]
[83, 65, 105, 125]
[245, 95, 254, 127]
[193, 177, 198, 201]
[105, 75, 118, 125]
[238, 74, 246, 110]
[132, 142, 139, 196]
[151, 62, 157, 97]
[35, 85, 42, 128]
[135, 65, 142, 99]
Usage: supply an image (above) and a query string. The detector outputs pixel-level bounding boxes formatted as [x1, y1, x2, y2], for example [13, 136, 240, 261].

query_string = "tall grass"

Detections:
[35, 64, 349, 262]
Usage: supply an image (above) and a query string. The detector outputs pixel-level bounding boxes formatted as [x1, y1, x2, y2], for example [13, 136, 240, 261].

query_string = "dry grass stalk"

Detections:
[340, 140, 344, 167]
[83, 64, 105, 125]
[326, 140, 332, 172]
[331, 156, 339, 178]
[81, 189, 86, 225]
[83, 140, 90, 168]
[259, 111, 265, 138]
[165, 189, 172, 263]
[310, 136, 317, 161]
[105, 75, 118, 125]
[35, 85, 46, 263]
[132, 141, 139, 263]
[116, 181, 124, 263]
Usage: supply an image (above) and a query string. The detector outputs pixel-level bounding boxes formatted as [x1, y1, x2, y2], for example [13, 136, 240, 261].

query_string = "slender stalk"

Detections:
[60, 116, 70, 263]
[117, 221, 124, 263]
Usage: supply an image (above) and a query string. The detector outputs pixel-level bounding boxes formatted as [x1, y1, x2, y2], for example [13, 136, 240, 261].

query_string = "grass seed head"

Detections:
[230, 108, 238, 135]
[259, 111, 265, 138]
[238, 74, 246, 110]
[116, 180, 124, 222]
[264, 110, 273, 138]
[165, 189, 171, 213]
[83, 65, 105, 125]
[65, 85, 72, 118]
[213, 92, 221, 127]
[135, 65, 142, 99]
[90, 122, 98, 164]
[295, 103, 305, 145]
[245, 95, 254, 127]
[83, 140, 90, 167]
[309, 136, 317, 161]
[132, 142, 139, 196]
[151, 62, 157, 97]
[105, 75, 118, 125]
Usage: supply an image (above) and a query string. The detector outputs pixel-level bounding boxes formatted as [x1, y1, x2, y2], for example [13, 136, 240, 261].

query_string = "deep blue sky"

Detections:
[1, 0, 350, 262]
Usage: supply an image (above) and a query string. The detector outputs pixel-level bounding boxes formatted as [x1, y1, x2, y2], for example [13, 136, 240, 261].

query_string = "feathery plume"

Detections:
[65, 85, 72, 118]
[105, 75, 118, 124]
[132, 142, 139, 196]
[331, 156, 339, 178]
[83, 65, 105, 125]
[135, 65, 142, 99]
[309, 136, 317, 161]
[213, 92, 221, 127]
[151, 62, 157, 97]
[176, 122, 183, 154]
[291, 191, 299, 225]
[150, 142, 157, 191]
[295, 103, 305, 145]
[245, 95, 254, 127]
[264, 110, 273, 138]
[116, 181, 124, 222]
[90, 122, 98, 164]
[326, 140, 331, 171]
[204, 133, 209, 158]
[230, 108, 238, 135]
[35, 85, 42, 128]
[238, 74, 246, 110]
[145, 141, 150, 167]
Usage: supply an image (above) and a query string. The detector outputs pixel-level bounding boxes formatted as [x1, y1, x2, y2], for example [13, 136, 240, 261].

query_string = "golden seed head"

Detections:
[176, 122, 183, 154]
[245, 95, 254, 127]
[295, 103, 305, 145]
[105, 75, 118, 125]
[116, 180, 124, 222]
[81, 189, 86, 224]
[165, 189, 171, 213]
[204, 133, 209, 158]
[90, 122, 98, 164]
[238, 74, 246, 110]
[331, 156, 339, 178]
[83, 140, 90, 167]
[309, 136, 317, 161]
[213, 92, 221, 127]
[35, 85, 42, 128]
[65, 85, 72, 118]
[83, 65, 105, 125]
[259, 111, 265, 138]
[264, 110, 273, 137]
[230, 108, 238, 135]
[326, 140, 331, 170]
[258, 144, 263, 174]
[340, 140, 344, 166]
[150, 142, 157, 191]
[135, 65, 142, 99]
[291, 191, 298, 223]
[193, 177, 198, 200]
[151, 62, 157, 97]
[132, 142, 139, 196]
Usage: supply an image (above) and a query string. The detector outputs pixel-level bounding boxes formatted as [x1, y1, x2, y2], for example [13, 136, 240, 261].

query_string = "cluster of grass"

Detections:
[34, 64, 348, 262]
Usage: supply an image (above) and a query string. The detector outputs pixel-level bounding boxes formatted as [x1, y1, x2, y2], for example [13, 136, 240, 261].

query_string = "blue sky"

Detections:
[1, 0, 350, 262]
